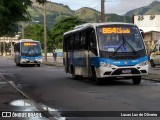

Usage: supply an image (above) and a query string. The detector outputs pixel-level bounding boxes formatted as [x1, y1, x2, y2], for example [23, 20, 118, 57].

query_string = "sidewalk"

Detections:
[142, 67, 160, 81]
[42, 57, 63, 67]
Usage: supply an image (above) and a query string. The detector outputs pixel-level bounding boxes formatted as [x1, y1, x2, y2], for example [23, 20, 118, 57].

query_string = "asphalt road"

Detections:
[1, 57, 160, 120]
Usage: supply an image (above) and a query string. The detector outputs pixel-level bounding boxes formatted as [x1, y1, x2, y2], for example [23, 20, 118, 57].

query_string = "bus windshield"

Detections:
[21, 42, 41, 56]
[97, 26, 144, 53]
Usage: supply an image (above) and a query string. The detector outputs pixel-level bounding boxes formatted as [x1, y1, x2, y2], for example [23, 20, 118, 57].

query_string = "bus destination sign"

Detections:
[24, 43, 37, 46]
[102, 27, 130, 34]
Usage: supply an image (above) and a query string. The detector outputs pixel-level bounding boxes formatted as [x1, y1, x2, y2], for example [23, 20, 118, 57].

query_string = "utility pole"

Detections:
[101, 0, 105, 22]
[22, 22, 24, 39]
[44, 2, 47, 62]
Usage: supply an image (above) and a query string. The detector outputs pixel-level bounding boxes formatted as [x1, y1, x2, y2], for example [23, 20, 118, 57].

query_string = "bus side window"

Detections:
[70, 35, 75, 51]
[80, 31, 86, 50]
[87, 29, 97, 55]
[75, 33, 80, 50]
[14, 43, 20, 52]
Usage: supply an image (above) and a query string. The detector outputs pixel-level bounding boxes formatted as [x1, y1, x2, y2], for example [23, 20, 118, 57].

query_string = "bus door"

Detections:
[64, 36, 69, 73]
[87, 28, 98, 77]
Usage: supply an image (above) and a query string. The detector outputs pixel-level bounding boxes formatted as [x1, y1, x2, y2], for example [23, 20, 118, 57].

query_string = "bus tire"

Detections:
[91, 66, 103, 85]
[37, 64, 40, 67]
[150, 60, 155, 67]
[132, 76, 141, 85]
[16, 63, 20, 66]
[20, 64, 24, 67]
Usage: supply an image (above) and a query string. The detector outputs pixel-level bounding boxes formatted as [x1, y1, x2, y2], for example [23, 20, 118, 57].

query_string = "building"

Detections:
[143, 31, 160, 54]
[134, 15, 160, 54]
[0, 36, 19, 56]
[134, 15, 160, 32]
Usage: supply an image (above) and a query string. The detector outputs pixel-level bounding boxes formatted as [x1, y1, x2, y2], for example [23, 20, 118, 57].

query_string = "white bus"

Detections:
[14, 39, 42, 67]
[63, 23, 149, 85]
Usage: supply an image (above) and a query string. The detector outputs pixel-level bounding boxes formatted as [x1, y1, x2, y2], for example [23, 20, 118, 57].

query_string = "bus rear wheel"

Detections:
[132, 76, 141, 85]
[71, 66, 83, 80]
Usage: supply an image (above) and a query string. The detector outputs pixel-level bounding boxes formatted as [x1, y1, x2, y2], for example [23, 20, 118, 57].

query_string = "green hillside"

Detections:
[28, 1, 132, 29]
[75, 7, 100, 22]
[125, 1, 160, 16]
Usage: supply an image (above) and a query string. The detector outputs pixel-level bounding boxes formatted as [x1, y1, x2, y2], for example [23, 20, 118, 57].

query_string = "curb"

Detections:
[0, 75, 57, 120]
[142, 73, 160, 82]
[42, 62, 63, 67]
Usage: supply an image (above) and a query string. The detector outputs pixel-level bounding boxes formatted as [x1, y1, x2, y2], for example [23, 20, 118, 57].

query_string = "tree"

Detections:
[0, 0, 47, 36]
[23, 24, 44, 47]
[0, 0, 32, 36]
[50, 16, 85, 48]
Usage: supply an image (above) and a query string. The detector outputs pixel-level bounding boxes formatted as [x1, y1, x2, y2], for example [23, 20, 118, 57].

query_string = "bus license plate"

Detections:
[122, 69, 131, 74]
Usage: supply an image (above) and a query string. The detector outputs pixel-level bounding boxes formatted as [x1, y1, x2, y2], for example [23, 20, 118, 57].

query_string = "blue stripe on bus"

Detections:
[21, 56, 42, 60]
[69, 56, 148, 68]
[90, 56, 148, 68]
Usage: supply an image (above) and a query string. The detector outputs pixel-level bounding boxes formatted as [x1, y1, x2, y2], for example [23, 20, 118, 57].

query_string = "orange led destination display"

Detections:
[102, 27, 131, 34]
[24, 42, 37, 46]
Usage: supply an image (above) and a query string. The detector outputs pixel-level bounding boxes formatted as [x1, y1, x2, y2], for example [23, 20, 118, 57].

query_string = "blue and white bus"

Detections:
[63, 23, 149, 85]
[14, 39, 42, 67]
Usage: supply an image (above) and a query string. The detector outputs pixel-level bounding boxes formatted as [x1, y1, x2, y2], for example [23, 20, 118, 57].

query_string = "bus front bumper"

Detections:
[96, 64, 149, 78]
[21, 58, 42, 64]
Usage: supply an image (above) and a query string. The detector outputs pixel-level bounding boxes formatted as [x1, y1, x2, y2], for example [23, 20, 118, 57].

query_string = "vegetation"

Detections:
[0, 0, 49, 36]
[0, 0, 32, 36]
[23, 23, 44, 45]
[50, 16, 85, 49]
[125, 1, 160, 16]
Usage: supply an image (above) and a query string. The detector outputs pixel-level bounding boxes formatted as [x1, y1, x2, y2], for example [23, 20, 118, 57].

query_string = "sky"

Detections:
[50, 0, 160, 15]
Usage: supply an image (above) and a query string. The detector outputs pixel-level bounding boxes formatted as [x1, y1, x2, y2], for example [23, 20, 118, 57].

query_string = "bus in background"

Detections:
[63, 22, 149, 85]
[14, 39, 42, 67]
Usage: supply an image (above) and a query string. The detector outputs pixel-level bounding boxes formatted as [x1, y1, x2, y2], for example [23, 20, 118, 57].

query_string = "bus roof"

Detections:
[64, 22, 136, 36]
[15, 39, 39, 43]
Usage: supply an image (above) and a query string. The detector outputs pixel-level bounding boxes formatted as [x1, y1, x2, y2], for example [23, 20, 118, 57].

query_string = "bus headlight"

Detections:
[100, 62, 111, 68]
[36, 59, 42, 63]
[21, 58, 28, 63]
[139, 61, 148, 66]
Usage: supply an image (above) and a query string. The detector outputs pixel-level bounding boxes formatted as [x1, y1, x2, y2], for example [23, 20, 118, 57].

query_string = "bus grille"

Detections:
[112, 68, 140, 75]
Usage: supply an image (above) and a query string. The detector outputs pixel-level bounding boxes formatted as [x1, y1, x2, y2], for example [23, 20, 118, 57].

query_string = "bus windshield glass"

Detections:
[21, 42, 41, 56]
[97, 26, 144, 53]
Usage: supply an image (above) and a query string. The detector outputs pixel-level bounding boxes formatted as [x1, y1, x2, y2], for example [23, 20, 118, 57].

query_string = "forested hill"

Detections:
[28, 1, 132, 29]
[125, 1, 160, 16]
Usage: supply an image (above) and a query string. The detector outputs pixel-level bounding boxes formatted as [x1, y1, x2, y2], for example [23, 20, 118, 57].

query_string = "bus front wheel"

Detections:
[132, 76, 141, 85]
[16, 63, 20, 66]
[91, 67, 103, 85]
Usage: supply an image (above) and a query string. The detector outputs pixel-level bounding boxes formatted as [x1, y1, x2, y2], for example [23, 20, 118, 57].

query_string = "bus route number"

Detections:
[102, 27, 130, 34]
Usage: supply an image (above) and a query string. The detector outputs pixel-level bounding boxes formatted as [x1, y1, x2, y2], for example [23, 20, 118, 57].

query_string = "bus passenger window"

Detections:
[80, 32, 86, 50]
[75, 33, 80, 50]
[70, 35, 74, 50]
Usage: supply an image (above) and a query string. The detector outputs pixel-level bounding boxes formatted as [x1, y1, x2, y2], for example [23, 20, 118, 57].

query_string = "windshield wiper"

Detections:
[33, 46, 39, 56]
[125, 38, 137, 55]
[25, 47, 31, 56]
[112, 35, 125, 55]
[112, 35, 136, 55]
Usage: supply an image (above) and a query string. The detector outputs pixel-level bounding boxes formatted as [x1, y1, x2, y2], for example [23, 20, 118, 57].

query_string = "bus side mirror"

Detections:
[141, 32, 144, 38]
[139, 29, 144, 38]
